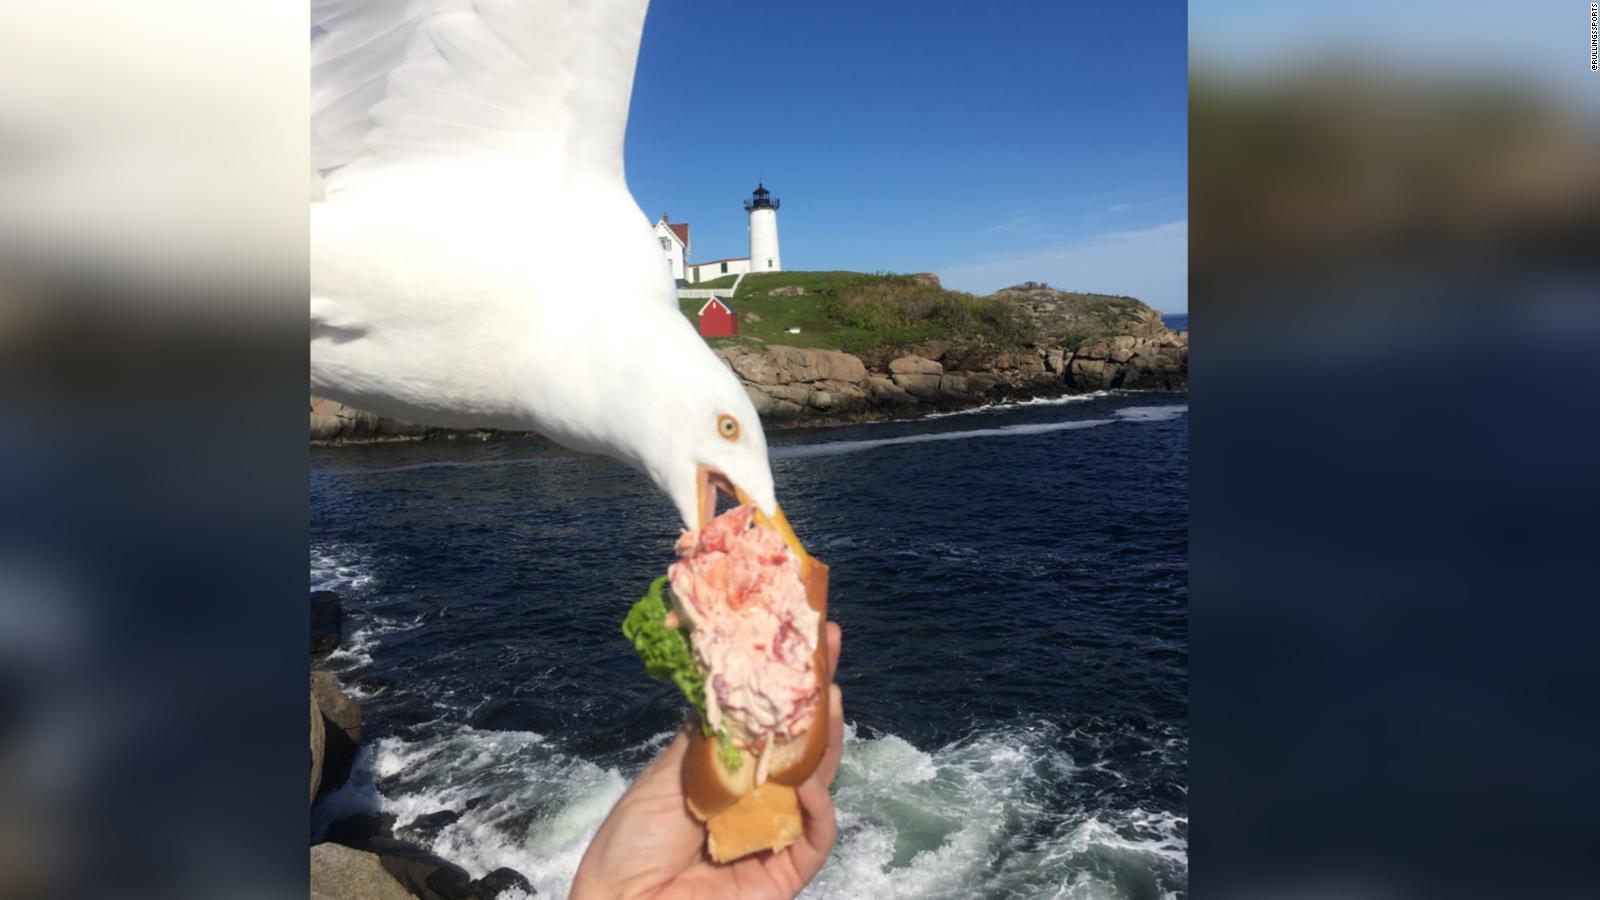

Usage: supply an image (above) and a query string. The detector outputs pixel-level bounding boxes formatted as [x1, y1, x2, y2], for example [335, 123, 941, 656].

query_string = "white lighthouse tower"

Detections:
[745, 183, 782, 273]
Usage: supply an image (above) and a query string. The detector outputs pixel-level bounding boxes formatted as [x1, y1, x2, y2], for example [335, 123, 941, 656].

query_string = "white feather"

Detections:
[309, 0, 777, 527]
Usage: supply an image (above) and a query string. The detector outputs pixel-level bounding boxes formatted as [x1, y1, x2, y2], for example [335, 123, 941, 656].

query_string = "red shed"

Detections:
[697, 296, 739, 338]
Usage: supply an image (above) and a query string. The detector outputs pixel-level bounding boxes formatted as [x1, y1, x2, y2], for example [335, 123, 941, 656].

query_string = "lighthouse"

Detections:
[744, 183, 782, 273]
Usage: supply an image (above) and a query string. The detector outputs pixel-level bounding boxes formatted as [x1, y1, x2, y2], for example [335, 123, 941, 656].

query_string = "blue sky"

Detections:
[624, 0, 1188, 312]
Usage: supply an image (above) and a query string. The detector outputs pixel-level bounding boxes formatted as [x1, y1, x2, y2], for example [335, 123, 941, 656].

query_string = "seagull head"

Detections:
[627, 329, 808, 560]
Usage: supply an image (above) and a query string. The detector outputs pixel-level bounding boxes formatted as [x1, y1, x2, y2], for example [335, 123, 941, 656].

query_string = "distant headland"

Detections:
[310, 271, 1187, 443]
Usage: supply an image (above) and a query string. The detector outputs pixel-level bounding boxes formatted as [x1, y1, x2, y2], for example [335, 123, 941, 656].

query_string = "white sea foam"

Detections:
[1112, 404, 1188, 422]
[310, 543, 377, 594]
[771, 419, 1118, 459]
[320, 721, 1186, 899]
[321, 613, 425, 671]
[915, 391, 1114, 420]
[772, 402, 1186, 460]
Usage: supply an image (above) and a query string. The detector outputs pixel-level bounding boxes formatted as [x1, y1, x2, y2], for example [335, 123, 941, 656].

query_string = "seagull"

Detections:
[310, 0, 805, 550]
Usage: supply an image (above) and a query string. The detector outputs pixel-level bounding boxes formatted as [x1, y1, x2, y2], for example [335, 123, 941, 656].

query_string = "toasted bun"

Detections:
[682, 559, 830, 859]
[705, 782, 804, 863]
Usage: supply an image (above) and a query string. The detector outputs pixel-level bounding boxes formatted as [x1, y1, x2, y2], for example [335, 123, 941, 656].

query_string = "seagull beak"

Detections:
[695, 465, 810, 565]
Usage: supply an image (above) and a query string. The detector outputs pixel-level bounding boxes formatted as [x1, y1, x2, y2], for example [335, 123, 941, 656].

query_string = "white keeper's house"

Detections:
[653, 184, 784, 286]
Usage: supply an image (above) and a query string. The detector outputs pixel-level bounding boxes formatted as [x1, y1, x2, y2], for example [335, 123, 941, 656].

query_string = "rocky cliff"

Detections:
[310, 287, 1186, 441]
[717, 327, 1186, 424]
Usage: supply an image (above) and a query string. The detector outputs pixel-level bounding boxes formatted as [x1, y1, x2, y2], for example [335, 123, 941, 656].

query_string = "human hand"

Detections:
[570, 621, 844, 900]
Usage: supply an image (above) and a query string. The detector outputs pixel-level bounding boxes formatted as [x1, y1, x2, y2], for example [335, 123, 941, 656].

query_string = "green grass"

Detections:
[677, 271, 1039, 355]
[682, 274, 739, 289]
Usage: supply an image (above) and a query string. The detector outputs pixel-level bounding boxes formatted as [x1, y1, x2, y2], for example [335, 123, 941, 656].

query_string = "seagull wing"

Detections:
[311, 0, 649, 193]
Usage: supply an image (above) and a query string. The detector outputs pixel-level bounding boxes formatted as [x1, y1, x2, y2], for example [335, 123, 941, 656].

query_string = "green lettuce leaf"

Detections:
[622, 576, 742, 770]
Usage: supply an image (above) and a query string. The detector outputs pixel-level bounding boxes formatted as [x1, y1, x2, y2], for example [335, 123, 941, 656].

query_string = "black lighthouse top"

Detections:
[743, 183, 780, 212]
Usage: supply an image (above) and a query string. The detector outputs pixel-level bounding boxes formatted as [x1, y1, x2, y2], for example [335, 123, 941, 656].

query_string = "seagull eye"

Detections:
[717, 414, 740, 440]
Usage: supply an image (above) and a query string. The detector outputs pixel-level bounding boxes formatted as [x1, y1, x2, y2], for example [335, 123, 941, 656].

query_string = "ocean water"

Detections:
[310, 391, 1188, 899]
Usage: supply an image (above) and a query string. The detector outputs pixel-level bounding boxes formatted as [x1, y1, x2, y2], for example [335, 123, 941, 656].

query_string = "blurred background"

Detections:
[1191, 2, 1599, 899]
[0, 3, 309, 898]
[0, 1, 1596, 898]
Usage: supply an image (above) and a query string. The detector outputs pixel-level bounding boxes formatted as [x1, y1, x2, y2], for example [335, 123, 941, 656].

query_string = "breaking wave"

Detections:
[314, 721, 1186, 899]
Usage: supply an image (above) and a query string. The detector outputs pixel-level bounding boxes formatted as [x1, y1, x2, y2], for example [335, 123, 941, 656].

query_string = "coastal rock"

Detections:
[311, 692, 325, 804]
[767, 285, 809, 297]
[312, 672, 363, 798]
[369, 839, 476, 900]
[891, 373, 943, 399]
[311, 590, 342, 657]
[472, 868, 535, 898]
[995, 285, 1169, 345]
[311, 395, 440, 443]
[966, 373, 1005, 396]
[325, 814, 399, 851]
[811, 349, 867, 383]
[397, 810, 461, 846]
[315, 307, 1185, 435]
[723, 348, 782, 385]
[865, 376, 915, 405]
[743, 384, 775, 416]
[311, 843, 414, 900]
[909, 272, 941, 286]
[888, 355, 942, 376]
[939, 374, 970, 397]
[1067, 332, 1188, 392]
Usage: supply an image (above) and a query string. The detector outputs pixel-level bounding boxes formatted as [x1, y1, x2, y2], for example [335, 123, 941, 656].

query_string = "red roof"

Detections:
[667, 222, 689, 248]
[697, 297, 736, 316]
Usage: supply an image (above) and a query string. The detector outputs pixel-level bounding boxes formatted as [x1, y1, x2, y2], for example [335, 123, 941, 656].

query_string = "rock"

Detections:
[311, 591, 342, 657]
[967, 373, 1005, 396]
[312, 672, 362, 798]
[992, 286, 1168, 346]
[865, 376, 915, 405]
[354, 676, 391, 696]
[888, 355, 942, 376]
[744, 312, 761, 322]
[325, 814, 398, 851]
[744, 384, 776, 416]
[720, 347, 782, 385]
[471, 867, 535, 898]
[891, 373, 943, 399]
[1044, 347, 1066, 373]
[771, 346, 820, 382]
[807, 390, 834, 410]
[311, 843, 414, 900]
[939, 374, 970, 397]
[311, 395, 440, 442]
[370, 839, 476, 900]
[397, 810, 461, 846]
[909, 272, 941, 286]
[312, 672, 362, 743]
[810, 349, 867, 383]
[1070, 357, 1109, 389]
[767, 285, 808, 297]
[311, 692, 325, 804]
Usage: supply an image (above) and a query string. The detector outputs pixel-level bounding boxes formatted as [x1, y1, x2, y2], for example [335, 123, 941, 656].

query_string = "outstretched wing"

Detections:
[311, 0, 649, 193]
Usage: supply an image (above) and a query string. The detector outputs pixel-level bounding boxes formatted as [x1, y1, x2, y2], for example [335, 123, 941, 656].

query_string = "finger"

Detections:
[825, 620, 841, 682]
[630, 729, 688, 790]
[816, 683, 845, 787]
[794, 770, 839, 875]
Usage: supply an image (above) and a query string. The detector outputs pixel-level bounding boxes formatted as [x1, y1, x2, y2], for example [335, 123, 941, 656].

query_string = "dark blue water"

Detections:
[1162, 313, 1188, 332]
[310, 391, 1188, 898]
